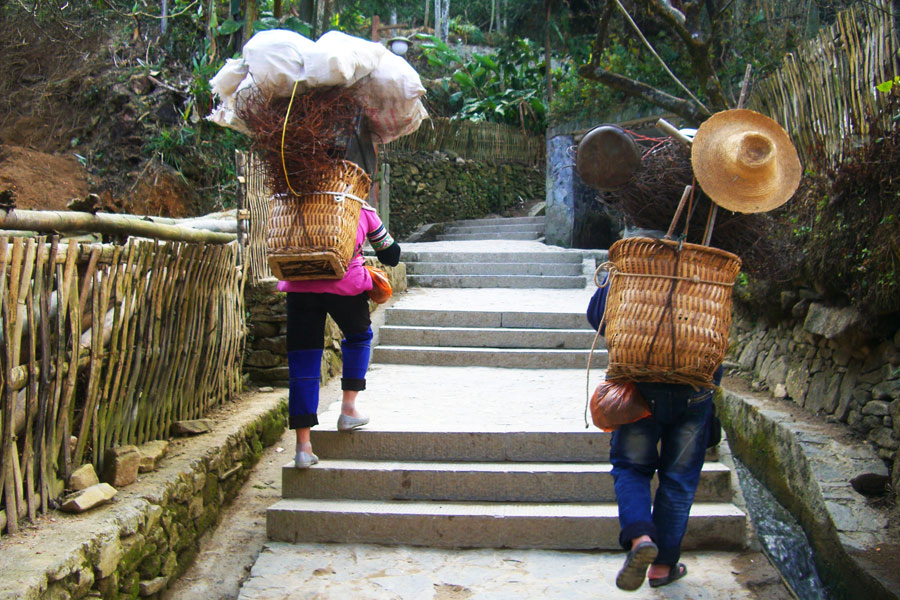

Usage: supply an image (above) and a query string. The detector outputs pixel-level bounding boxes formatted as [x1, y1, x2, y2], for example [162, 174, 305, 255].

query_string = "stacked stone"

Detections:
[729, 296, 900, 492]
[386, 152, 544, 239]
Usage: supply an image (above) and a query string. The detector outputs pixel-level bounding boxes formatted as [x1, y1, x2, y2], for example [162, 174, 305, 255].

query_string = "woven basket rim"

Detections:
[609, 236, 742, 264]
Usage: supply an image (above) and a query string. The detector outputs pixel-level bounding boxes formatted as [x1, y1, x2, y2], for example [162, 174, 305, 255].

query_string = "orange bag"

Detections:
[590, 380, 651, 432]
[364, 265, 392, 304]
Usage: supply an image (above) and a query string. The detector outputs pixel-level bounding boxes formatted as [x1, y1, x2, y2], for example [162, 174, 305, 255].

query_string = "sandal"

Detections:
[615, 540, 658, 591]
[649, 562, 687, 588]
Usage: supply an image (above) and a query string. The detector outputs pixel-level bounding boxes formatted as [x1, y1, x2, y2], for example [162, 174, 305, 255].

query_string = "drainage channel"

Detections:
[733, 458, 834, 600]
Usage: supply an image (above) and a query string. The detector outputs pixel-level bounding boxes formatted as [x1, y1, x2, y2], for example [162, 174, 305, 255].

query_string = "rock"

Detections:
[60, 483, 117, 513]
[68, 463, 99, 491]
[138, 576, 168, 596]
[869, 427, 899, 451]
[95, 535, 122, 578]
[103, 445, 140, 487]
[806, 371, 840, 415]
[891, 400, 900, 438]
[258, 386, 275, 393]
[738, 337, 761, 371]
[773, 383, 788, 399]
[785, 362, 810, 406]
[872, 379, 900, 402]
[803, 303, 866, 344]
[862, 400, 891, 417]
[171, 419, 214, 435]
[137, 440, 169, 473]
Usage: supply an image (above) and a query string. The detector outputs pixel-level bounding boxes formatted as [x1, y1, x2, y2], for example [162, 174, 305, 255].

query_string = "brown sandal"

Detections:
[649, 562, 687, 588]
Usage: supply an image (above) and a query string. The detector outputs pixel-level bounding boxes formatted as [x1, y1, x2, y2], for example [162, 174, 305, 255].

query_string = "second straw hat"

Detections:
[691, 108, 801, 213]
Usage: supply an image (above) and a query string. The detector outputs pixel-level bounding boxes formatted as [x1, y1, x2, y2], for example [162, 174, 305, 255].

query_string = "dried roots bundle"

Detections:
[603, 139, 790, 279]
[238, 87, 361, 197]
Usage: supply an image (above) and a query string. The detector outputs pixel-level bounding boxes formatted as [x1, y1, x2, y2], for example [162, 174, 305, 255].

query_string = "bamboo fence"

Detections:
[747, 0, 898, 169]
[381, 118, 545, 165]
[0, 235, 245, 534]
[237, 151, 274, 285]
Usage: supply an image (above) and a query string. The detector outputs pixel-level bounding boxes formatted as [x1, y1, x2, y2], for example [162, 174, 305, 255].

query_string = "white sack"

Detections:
[241, 29, 316, 97]
[354, 50, 428, 143]
[207, 58, 251, 133]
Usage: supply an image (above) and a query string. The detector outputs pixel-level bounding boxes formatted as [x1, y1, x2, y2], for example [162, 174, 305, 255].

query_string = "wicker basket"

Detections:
[602, 237, 742, 387]
[266, 161, 371, 281]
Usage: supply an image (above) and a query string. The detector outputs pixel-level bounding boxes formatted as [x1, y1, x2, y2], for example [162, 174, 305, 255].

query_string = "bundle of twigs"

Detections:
[237, 87, 362, 197]
[603, 138, 789, 278]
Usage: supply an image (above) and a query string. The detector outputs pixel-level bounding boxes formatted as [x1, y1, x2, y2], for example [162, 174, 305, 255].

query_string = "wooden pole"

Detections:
[0, 210, 236, 245]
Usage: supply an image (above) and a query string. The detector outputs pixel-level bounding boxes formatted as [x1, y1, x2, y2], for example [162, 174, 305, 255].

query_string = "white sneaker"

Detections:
[294, 450, 319, 469]
[337, 413, 370, 431]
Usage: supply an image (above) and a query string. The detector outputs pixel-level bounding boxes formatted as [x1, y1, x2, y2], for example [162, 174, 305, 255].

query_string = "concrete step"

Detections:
[445, 223, 545, 235]
[451, 216, 545, 226]
[385, 308, 591, 330]
[436, 232, 543, 241]
[406, 261, 583, 276]
[378, 325, 598, 350]
[373, 345, 605, 368]
[281, 460, 734, 503]
[402, 251, 583, 264]
[267, 498, 747, 550]
[310, 430, 616, 462]
[406, 274, 587, 289]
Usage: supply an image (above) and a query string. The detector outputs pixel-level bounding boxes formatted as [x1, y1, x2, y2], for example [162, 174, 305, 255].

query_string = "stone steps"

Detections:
[435, 216, 546, 242]
[406, 261, 584, 276]
[406, 273, 587, 288]
[267, 498, 747, 550]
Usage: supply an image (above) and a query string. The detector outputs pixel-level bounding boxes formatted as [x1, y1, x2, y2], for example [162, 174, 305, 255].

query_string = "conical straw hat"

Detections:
[691, 109, 801, 213]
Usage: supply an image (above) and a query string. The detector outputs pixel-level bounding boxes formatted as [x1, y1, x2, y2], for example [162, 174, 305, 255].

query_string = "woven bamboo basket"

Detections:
[266, 160, 371, 281]
[602, 237, 742, 387]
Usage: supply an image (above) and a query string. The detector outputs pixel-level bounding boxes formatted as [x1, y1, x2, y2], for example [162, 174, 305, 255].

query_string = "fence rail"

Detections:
[0, 235, 245, 534]
[747, 0, 898, 169]
[381, 117, 545, 165]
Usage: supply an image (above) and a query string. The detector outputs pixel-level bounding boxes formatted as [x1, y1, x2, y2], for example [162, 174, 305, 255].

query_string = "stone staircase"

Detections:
[266, 225, 749, 553]
[436, 215, 545, 241]
[404, 249, 588, 289]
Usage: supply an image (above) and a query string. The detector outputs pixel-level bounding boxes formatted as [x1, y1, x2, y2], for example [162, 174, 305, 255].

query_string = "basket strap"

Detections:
[585, 263, 615, 428]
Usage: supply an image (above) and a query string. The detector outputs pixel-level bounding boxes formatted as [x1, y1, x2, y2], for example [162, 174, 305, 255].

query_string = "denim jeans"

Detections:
[609, 382, 714, 566]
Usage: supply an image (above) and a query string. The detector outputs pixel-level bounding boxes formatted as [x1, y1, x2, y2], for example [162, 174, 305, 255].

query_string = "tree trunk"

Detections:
[424, 0, 430, 30]
[441, 0, 450, 42]
[545, 0, 553, 103]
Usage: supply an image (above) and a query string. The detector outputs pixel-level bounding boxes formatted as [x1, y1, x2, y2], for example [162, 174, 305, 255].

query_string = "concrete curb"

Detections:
[0, 391, 288, 600]
[719, 385, 898, 600]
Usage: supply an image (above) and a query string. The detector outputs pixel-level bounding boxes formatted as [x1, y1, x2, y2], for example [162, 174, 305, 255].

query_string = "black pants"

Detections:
[286, 292, 371, 350]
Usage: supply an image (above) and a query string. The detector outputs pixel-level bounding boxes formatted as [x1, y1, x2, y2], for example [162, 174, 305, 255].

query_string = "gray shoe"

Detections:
[337, 413, 370, 431]
[294, 450, 319, 469]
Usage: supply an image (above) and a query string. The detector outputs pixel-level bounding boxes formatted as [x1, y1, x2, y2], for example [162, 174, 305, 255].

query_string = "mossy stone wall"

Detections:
[385, 152, 544, 239]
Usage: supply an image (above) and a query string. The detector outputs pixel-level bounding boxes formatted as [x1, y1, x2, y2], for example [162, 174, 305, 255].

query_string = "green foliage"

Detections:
[416, 34, 547, 132]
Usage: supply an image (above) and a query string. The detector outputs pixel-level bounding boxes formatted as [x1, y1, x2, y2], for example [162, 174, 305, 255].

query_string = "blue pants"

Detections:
[286, 292, 373, 429]
[609, 383, 713, 566]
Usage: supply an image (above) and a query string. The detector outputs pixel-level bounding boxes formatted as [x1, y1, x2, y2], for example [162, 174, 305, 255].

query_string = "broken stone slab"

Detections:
[137, 440, 169, 473]
[60, 483, 117, 513]
[68, 463, 99, 491]
[103, 445, 141, 487]
[138, 575, 168, 596]
[171, 419, 214, 435]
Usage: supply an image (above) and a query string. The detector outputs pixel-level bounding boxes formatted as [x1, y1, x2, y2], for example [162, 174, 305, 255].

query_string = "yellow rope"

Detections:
[281, 80, 301, 197]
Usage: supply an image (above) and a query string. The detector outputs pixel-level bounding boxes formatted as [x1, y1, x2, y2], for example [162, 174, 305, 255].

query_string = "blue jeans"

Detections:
[609, 383, 713, 566]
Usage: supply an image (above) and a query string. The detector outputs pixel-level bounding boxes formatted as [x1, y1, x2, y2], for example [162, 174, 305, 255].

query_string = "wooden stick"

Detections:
[655, 118, 692, 146]
[665, 186, 693, 240]
[0, 210, 236, 244]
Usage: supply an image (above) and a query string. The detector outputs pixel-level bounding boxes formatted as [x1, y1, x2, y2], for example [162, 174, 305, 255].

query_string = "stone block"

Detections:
[69, 463, 99, 491]
[891, 400, 900, 437]
[803, 302, 865, 344]
[95, 535, 123, 579]
[138, 576, 168, 596]
[872, 379, 900, 402]
[103, 445, 140, 487]
[862, 400, 891, 417]
[785, 362, 810, 406]
[170, 419, 214, 435]
[869, 427, 899, 451]
[60, 482, 117, 513]
[137, 440, 169, 472]
[806, 371, 839, 415]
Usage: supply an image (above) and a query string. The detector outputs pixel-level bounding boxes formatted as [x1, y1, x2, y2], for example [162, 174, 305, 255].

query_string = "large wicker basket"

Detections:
[266, 161, 371, 281]
[602, 237, 742, 387]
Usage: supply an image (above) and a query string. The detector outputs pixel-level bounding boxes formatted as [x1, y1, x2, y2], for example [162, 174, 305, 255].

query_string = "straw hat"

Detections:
[691, 109, 801, 213]
[576, 125, 642, 191]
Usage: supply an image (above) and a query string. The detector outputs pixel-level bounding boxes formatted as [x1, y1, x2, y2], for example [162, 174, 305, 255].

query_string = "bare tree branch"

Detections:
[578, 65, 712, 123]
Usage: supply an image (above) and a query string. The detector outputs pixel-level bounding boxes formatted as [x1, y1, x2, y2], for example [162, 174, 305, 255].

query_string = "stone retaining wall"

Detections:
[0, 392, 287, 600]
[244, 261, 408, 385]
[385, 152, 544, 239]
[728, 300, 900, 492]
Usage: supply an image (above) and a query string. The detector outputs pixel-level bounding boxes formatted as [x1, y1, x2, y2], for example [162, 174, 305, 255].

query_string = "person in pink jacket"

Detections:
[278, 203, 400, 468]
